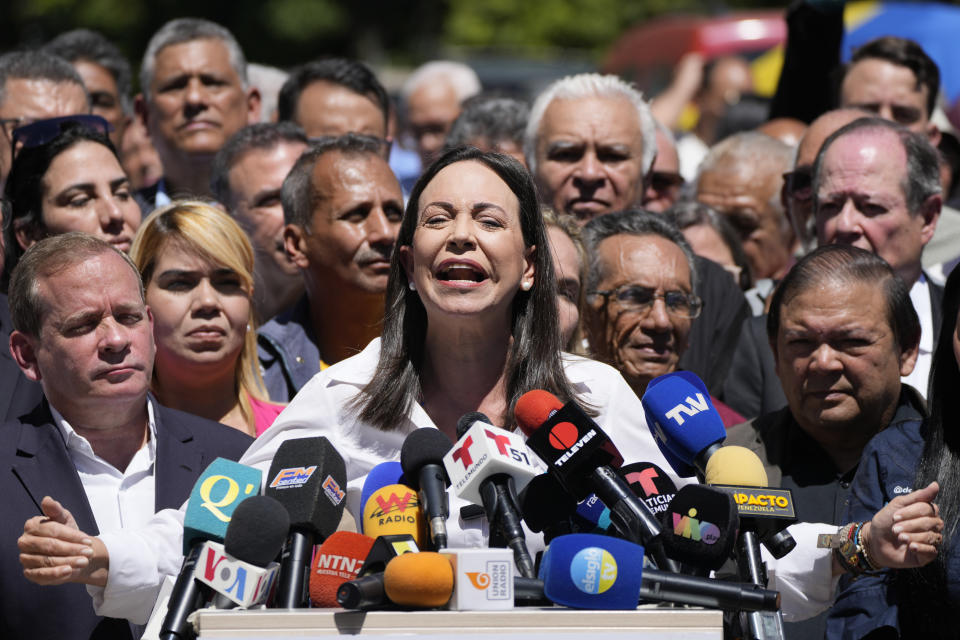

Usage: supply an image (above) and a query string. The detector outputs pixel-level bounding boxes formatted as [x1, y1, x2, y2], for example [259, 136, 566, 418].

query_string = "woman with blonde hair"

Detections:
[130, 200, 283, 437]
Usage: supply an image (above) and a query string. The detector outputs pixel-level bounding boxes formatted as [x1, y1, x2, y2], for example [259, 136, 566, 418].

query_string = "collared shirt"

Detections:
[51, 401, 158, 534]
[903, 274, 933, 399]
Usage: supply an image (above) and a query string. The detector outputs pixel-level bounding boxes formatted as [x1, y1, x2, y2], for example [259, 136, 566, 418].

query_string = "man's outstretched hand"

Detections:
[19, 496, 108, 587]
[865, 481, 944, 569]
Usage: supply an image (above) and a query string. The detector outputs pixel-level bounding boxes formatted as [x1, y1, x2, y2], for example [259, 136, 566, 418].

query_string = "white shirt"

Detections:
[93, 339, 685, 621]
[52, 402, 158, 534]
[92, 340, 839, 623]
[902, 275, 934, 399]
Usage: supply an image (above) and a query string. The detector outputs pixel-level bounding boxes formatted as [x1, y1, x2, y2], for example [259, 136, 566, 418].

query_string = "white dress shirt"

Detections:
[92, 339, 840, 624]
[902, 275, 934, 399]
[51, 401, 158, 533]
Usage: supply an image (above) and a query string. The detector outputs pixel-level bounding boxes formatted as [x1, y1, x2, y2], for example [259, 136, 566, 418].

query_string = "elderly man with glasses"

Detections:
[581, 209, 744, 425]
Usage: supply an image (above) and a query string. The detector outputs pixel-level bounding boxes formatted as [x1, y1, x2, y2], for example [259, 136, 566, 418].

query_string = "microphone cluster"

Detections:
[153, 372, 799, 638]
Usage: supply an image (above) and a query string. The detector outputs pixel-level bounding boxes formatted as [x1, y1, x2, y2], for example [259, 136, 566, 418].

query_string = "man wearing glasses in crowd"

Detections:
[0, 51, 90, 190]
[580, 210, 744, 425]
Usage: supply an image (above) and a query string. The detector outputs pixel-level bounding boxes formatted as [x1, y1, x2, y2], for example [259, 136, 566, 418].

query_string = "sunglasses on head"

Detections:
[11, 115, 112, 157]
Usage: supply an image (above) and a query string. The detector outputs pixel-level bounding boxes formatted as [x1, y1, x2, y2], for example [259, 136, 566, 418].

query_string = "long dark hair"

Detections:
[354, 146, 583, 431]
[892, 267, 960, 630]
[2, 123, 121, 289]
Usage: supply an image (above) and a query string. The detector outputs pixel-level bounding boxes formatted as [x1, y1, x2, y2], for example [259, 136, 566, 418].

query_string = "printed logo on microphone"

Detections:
[315, 553, 363, 579]
[466, 572, 490, 589]
[269, 466, 317, 489]
[548, 422, 580, 450]
[368, 491, 420, 526]
[672, 508, 720, 544]
[465, 561, 511, 600]
[322, 475, 345, 505]
[570, 546, 617, 595]
[664, 394, 709, 426]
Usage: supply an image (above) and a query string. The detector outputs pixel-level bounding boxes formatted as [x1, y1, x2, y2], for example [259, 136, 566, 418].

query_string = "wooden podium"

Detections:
[192, 607, 723, 638]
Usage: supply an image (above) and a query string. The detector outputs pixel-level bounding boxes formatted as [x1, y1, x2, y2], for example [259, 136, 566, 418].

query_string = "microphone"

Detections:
[518, 473, 578, 542]
[265, 436, 347, 608]
[335, 535, 420, 609]
[160, 458, 262, 640]
[338, 552, 455, 610]
[362, 484, 426, 546]
[384, 551, 455, 608]
[642, 373, 797, 558]
[194, 495, 289, 609]
[308, 532, 375, 607]
[359, 461, 405, 529]
[620, 462, 677, 518]
[705, 446, 794, 640]
[515, 390, 679, 573]
[705, 446, 797, 559]
[456, 411, 488, 439]
[661, 484, 739, 572]
[442, 548, 515, 610]
[400, 429, 453, 550]
[443, 413, 539, 578]
[539, 534, 780, 612]
[358, 534, 420, 576]
[641, 371, 726, 478]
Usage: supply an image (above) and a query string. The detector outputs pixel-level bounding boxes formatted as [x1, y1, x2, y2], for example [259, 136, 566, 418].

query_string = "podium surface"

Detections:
[193, 607, 723, 639]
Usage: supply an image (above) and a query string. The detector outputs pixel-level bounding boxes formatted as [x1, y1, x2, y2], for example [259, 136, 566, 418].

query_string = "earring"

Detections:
[521, 281, 532, 291]
[408, 280, 417, 291]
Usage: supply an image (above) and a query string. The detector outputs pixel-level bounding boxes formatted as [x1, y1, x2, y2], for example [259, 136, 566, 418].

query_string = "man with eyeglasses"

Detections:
[0, 51, 90, 191]
[581, 210, 744, 425]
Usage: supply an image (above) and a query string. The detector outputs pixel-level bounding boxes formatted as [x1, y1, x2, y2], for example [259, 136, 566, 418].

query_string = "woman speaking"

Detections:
[241, 146, 671, 537]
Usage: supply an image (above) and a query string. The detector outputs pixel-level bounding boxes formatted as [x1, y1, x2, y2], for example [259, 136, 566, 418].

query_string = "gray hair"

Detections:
[247, 63, 288, 123]
[581, 209, 698, 296]
[445, 94, 529, 150]
[210, 122, 308, 208]
[524, 73, 657, 177]
[140, 18, 247, 100]
[9, 232, 144, 337]
[0, 50, 89, 110]
[281, 133, 386, 229]
[402, 60, 481, 102]
[44, 29, 132, 114]
[812, 116, 941, 216]
[696, 131, 794, 235]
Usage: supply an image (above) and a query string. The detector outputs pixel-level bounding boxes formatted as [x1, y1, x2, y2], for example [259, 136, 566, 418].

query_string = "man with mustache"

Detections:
[259, 134, 403, 401]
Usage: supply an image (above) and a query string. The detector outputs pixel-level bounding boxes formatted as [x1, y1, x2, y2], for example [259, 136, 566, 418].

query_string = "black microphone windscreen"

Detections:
[400, 429, 453, 489]
[224, 495, 291, 566]
[456, 412, 491, 440]
[518, 473, 576, 533]
[265, 436, 347, 539]
[661, 484, 738, 571]
[619, 462, 677, 518]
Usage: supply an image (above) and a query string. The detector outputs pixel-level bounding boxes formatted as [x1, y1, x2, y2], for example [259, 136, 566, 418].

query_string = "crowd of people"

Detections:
[0, 7, 957, 640]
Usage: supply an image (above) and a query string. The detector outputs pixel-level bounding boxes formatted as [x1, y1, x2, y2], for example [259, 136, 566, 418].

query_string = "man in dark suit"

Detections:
[1, 233, 252, 640]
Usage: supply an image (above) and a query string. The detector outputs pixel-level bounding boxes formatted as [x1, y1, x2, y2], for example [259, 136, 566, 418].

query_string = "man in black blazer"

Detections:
[1, 233, 253, 640]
